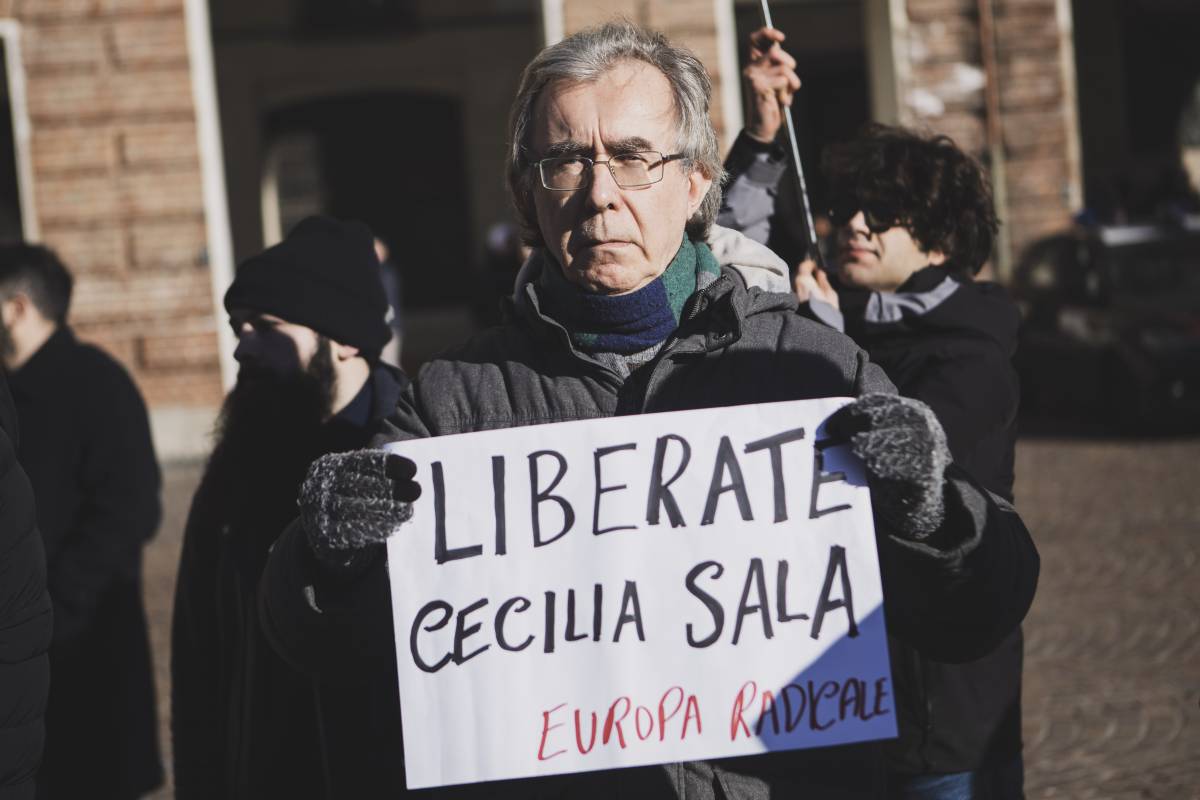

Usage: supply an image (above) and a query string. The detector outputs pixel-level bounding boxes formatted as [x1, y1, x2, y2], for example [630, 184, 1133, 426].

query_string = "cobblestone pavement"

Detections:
[1015, 438, 1200, 800]
[141, 437, 1200, 798]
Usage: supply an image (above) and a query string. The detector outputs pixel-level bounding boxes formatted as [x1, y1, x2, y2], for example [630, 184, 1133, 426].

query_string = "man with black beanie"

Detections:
[171, 215, 406, 800]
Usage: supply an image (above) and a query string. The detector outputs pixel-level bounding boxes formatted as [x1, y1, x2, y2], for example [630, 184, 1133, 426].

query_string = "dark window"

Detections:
[266, 92, 473, 309]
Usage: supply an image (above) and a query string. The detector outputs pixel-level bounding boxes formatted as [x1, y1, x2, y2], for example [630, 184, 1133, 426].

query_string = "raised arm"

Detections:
[717, 26, 796, 245]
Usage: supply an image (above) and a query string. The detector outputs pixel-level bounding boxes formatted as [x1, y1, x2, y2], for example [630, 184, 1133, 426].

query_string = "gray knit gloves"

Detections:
[827, 393, 952, 541]
[299, 449, 422, 571]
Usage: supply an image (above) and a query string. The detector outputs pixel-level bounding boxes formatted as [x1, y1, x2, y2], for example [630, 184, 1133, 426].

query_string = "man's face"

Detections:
[229, 310, 321, 377]
[530, 60, 712, 295]
[835, 211, 945, 293]
[210, 314, 338, 519]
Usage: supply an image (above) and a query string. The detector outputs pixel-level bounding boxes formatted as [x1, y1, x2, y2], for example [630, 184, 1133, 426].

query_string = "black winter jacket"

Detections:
[7, 327, 162, 799]
[719, 136, 1031, 774]
[258, 253, 1039, 799]
[843, 268, 1020, 503]
[844, 268, 1026, 774]
[171, 364, 408, 800]
[0, 371, 52, 800]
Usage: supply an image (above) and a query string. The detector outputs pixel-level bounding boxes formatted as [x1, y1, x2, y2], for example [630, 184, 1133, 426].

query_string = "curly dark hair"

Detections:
[823, 123, 999, 276]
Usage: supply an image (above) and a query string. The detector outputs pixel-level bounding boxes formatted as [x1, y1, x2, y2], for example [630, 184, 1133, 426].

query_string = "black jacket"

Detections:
[0, 371, 52, 800]
[719, 136, 1030, 774]
[844, 268, 1026, 774]
[843, 268, 1020, 504]
[7, 327, 162, 799]
[258, 255, 1039, 799]
[171, 364, 407, 800]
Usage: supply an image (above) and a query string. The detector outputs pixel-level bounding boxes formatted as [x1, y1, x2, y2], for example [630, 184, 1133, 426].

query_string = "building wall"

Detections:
[4, 0, 224, 458]
[555, 0, 1083, 273]
[212, 23, 540, 270]
[889, 0, 1083, 268]
[0, 0, 1088, 468]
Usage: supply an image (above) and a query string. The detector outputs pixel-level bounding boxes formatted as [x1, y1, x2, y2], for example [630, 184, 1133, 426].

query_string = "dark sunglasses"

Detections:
[828, 196, 901, 234]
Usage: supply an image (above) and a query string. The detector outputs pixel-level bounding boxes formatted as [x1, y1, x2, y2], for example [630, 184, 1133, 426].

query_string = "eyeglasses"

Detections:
[829, 196, 902, 235]
[535, 151, 687, 191]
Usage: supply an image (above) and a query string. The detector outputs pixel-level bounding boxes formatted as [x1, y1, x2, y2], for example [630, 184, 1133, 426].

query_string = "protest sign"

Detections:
[384, 397, 896, 789]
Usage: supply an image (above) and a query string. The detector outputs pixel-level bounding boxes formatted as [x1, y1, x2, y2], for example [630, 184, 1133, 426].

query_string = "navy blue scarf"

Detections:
[538, 237, 721, 355]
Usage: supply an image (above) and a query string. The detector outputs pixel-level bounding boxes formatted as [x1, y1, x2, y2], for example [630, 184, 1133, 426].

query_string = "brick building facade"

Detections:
[2, 0, 1134, 461]
[555, 0, 1083, 277]
[3, 0, 226, 458]
[886, 0, 1082, 268]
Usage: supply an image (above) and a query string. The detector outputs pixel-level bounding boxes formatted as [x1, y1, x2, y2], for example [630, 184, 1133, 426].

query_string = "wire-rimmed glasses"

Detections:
[535, 151, 687, 191]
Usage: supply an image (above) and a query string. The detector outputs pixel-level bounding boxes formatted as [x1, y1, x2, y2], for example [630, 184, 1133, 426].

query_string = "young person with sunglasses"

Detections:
[718, 26, 1028, 800]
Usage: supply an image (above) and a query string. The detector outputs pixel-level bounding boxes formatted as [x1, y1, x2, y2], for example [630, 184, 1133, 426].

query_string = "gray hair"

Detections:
[506, 20, 726, 245]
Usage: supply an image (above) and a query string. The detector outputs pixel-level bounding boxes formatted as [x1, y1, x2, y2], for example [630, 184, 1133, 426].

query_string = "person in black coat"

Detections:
[0, 244, 162, 799]
[170, 216, 407, 800]
[0, 369, 52, 799]
[718, 27, 1029, 799]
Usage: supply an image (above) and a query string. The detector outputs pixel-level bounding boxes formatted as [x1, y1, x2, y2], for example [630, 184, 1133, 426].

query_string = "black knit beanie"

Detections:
[224, 216, 390, 359]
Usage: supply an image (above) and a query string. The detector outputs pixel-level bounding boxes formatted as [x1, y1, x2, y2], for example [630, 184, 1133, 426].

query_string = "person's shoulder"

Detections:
[940, 279, 1021, 351]
[741, 290, 865, 357]
[70, 337, 150, 411]
[77, 340, 138, 382]
[423, 319, 540, 372]
[958, 277, 1017, 307]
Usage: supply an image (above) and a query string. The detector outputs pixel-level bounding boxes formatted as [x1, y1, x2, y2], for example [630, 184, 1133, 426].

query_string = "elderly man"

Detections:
[258, 22, 1037, 798]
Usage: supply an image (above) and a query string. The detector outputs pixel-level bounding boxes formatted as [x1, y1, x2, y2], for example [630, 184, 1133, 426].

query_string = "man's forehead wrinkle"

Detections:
[529, 87, 574, 150]
[532, 62, 679, 150]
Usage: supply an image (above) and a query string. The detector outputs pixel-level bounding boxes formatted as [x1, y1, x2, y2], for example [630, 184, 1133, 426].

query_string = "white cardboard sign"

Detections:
[384, 398, 896, 789]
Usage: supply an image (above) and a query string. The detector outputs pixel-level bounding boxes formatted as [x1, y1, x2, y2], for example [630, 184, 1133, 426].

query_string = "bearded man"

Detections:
[256, 22, 1038, 799]
[170, 216, 405, 800]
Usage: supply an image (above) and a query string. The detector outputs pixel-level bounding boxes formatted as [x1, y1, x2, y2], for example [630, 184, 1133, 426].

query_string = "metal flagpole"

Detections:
[757, 0, 826, 270]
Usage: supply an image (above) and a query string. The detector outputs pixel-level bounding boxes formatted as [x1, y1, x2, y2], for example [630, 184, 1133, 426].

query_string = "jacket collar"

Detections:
[365, 362, 407, 427]
[9, 325, 73, 391]
[860, 266, 961, 325]
[509, 224, 792, 309]
[516, 261, 789, 362]
[323, 361, 408, 450]
[850, 265, 1020, 354]
[507, 228, 800, 369]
